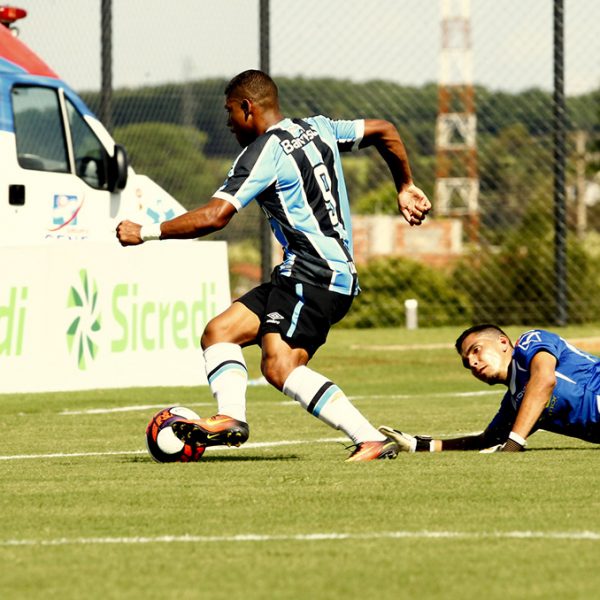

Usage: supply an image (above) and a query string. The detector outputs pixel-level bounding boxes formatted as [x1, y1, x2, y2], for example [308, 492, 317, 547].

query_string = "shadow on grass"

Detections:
[126, 454, 301, 463]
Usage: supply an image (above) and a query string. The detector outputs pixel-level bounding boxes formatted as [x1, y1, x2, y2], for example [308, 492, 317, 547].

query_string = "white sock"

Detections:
[282, 366, 385, 444]
[203, 343, 248, 422]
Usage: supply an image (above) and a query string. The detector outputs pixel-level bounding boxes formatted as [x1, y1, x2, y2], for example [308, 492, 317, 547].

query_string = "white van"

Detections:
[0, 7, 185, 245]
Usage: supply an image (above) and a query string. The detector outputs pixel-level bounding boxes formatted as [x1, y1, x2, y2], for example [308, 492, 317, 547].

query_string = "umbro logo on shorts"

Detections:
[266, 311, 284, 324]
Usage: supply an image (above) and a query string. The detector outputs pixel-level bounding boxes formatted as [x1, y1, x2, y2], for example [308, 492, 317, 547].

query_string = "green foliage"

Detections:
[353, 181, 398, 215]
[454, 235, 600, 325]
[114, 121, 228, 210]
[344, 257, 472, 328]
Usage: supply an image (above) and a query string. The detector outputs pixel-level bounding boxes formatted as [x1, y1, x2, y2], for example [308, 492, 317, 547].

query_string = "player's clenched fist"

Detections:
[397, 183, 431, 226]
[116, 220, 143, 246]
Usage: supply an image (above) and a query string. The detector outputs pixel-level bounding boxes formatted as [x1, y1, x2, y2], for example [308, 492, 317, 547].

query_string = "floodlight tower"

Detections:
[435, 0, 479, 241]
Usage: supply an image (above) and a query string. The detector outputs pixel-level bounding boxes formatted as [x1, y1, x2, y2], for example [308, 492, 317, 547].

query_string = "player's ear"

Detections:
[241, 99, 251, 119]
[498, 335, 510, 352]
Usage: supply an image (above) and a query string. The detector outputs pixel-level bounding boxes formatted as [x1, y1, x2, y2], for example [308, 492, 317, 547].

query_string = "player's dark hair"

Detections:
[225, 69, 279, 107]
[454, 323, 512, 354]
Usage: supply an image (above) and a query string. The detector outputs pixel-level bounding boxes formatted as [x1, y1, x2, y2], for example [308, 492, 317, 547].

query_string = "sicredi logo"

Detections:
[66, 269, 101, 370]
[110, 282, 216, 352]
[66, 269, 218, 370]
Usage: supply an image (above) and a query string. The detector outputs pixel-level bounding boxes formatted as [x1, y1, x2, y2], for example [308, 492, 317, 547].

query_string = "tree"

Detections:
[114, 122, 229, 210]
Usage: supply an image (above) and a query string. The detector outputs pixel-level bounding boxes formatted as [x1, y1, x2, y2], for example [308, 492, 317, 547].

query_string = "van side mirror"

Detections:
[107, 144, 128, 192]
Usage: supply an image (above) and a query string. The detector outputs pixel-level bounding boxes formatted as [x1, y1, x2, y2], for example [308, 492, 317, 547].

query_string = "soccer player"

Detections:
[116, 69, 431, 461]
[380, 324, 600, 452]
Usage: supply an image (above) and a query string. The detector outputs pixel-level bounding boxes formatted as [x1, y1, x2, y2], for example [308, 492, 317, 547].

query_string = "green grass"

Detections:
[1, 326, 600, 599]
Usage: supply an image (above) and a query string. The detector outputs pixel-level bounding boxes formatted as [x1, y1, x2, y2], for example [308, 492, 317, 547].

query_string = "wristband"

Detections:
[415, 435, 434, 452]
[508, 431, 527, 447]
[140, 223, 162, 241]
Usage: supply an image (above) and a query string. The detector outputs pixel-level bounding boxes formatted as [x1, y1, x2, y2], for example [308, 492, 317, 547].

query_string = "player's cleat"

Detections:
[171, 414, 249, 448]
[345, 437, 400, 462]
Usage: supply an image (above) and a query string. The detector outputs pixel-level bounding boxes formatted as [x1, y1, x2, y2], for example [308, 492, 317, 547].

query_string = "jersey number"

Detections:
[314, 164, 339, 227]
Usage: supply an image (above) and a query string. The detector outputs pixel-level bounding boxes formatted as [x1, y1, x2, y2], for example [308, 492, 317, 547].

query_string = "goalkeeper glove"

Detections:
[378, 425, 435, 452]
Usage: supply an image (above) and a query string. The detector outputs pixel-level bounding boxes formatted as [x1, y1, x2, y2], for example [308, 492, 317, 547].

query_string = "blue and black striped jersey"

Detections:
[214, 116, 364, 295]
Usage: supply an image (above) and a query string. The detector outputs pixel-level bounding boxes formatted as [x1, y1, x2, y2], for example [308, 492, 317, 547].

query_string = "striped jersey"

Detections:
[214, 116, 364, 295]
[485, 329, 600, 444]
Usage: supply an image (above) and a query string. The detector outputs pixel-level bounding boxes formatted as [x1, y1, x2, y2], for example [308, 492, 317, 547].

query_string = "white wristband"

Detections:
[140, 223, 162, 241]
[508, 431, 527, 447]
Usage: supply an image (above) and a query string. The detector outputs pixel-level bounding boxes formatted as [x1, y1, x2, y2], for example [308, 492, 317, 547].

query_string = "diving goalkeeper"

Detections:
[380, 324, 600, 452]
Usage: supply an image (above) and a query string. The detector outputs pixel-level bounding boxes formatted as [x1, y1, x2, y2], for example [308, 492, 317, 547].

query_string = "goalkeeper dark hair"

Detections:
[454, 323, 512, 355]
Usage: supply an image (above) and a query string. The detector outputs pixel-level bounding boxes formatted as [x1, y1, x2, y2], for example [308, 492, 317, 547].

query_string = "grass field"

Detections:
[1, 325, 600, 599]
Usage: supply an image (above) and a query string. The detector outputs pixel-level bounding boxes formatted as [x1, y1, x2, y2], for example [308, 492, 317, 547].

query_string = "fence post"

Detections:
[259, 0, 272, 282]
[553, 0, 567, 326]
[100, 0, 113, 132]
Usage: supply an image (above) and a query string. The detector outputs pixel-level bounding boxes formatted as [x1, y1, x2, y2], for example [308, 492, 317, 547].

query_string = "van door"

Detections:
[8, 85, 87, 242]
[7, 84, 115, 243]
[63, 94, 117, 241]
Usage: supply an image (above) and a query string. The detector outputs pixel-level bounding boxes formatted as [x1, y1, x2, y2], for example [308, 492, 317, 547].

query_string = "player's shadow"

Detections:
[126, 454, 300, 463]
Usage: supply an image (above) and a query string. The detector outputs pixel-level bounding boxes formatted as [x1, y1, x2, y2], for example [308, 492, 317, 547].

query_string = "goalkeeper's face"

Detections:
[459, 332, 512, 385]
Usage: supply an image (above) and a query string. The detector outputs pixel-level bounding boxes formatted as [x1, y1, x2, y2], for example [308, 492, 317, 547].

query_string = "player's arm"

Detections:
[116, 198, 236, 246]
[359, 119, 431, 226]
[501, 351, 557, 452]
[379, 426, 493, 452]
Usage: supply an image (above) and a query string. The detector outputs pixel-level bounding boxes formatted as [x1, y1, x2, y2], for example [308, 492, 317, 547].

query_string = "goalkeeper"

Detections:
[380, 324, 600, 453]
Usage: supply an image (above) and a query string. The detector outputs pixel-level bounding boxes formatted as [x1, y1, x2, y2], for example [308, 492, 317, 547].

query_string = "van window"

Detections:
[12, 86, 69, 173]
[66, 100, 109, 190]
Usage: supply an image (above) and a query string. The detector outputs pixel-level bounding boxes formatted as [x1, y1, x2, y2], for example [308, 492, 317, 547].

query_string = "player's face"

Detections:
[225, 96, 256, 147]
[460, 332, 511, 385]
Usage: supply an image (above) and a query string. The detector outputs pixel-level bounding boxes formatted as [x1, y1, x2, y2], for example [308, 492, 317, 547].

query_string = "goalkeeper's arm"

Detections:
[437, 433, 488, 451]
[379, 426, 497, 452]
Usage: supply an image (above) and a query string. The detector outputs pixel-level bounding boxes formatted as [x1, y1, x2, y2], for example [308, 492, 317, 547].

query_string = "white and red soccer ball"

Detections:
[145, 406, 205, 463]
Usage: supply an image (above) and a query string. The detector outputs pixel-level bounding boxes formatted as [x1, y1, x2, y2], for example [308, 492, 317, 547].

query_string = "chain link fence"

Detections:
[18, 0, 600, 327]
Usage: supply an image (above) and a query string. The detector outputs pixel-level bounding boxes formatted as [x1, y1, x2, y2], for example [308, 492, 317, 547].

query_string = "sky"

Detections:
[9, 0, 600, 96]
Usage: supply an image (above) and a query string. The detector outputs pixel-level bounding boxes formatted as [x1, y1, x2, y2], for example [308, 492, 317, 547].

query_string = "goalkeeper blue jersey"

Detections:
[486, 329, 600, 444]
[214, 116, 364, 296]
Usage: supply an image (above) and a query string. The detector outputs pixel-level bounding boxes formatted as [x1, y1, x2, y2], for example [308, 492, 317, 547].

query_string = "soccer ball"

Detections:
[145, 406, 206, 463]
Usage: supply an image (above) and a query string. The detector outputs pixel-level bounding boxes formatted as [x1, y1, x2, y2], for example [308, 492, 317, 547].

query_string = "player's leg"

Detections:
[172, 294, 265, 448]
[200, 301, 260, 422]
[259, 277, 398, 461]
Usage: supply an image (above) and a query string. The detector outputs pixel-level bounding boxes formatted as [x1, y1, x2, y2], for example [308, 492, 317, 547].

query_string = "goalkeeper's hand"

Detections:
[378, 425, 434, 452]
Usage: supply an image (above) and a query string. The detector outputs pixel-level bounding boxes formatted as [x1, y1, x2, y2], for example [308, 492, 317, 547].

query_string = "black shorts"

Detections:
[236, 272, 354, 357]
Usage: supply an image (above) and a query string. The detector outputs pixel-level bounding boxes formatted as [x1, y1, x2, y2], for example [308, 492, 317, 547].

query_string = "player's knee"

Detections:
[201, 317, 227, 350]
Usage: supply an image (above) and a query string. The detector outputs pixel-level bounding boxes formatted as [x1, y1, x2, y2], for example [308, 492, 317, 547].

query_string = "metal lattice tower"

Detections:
[435, 0, 479, 237]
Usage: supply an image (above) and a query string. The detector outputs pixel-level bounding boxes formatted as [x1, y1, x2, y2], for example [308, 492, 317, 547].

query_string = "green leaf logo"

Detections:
[66, 269, 101, 370]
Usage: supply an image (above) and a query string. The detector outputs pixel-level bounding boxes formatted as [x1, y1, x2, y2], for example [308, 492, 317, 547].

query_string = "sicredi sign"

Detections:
[0, 242, 230, 393]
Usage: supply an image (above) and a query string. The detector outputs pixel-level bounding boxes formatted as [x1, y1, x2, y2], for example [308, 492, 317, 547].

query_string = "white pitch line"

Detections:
[59, 390, 498, 416]
[348, 390, 497, 401]
[1, 529, 599, 548]
[60, 402, 216, 416]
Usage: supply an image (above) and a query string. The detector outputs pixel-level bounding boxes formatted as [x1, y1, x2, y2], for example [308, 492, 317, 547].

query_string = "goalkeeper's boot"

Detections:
[345, 437, 400, 462]
[172, 414, 249, 448]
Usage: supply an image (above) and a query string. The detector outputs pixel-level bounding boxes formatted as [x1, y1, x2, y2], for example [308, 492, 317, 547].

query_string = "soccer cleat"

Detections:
[345, 437, 400, 462]
[171, 414, 249, 448]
